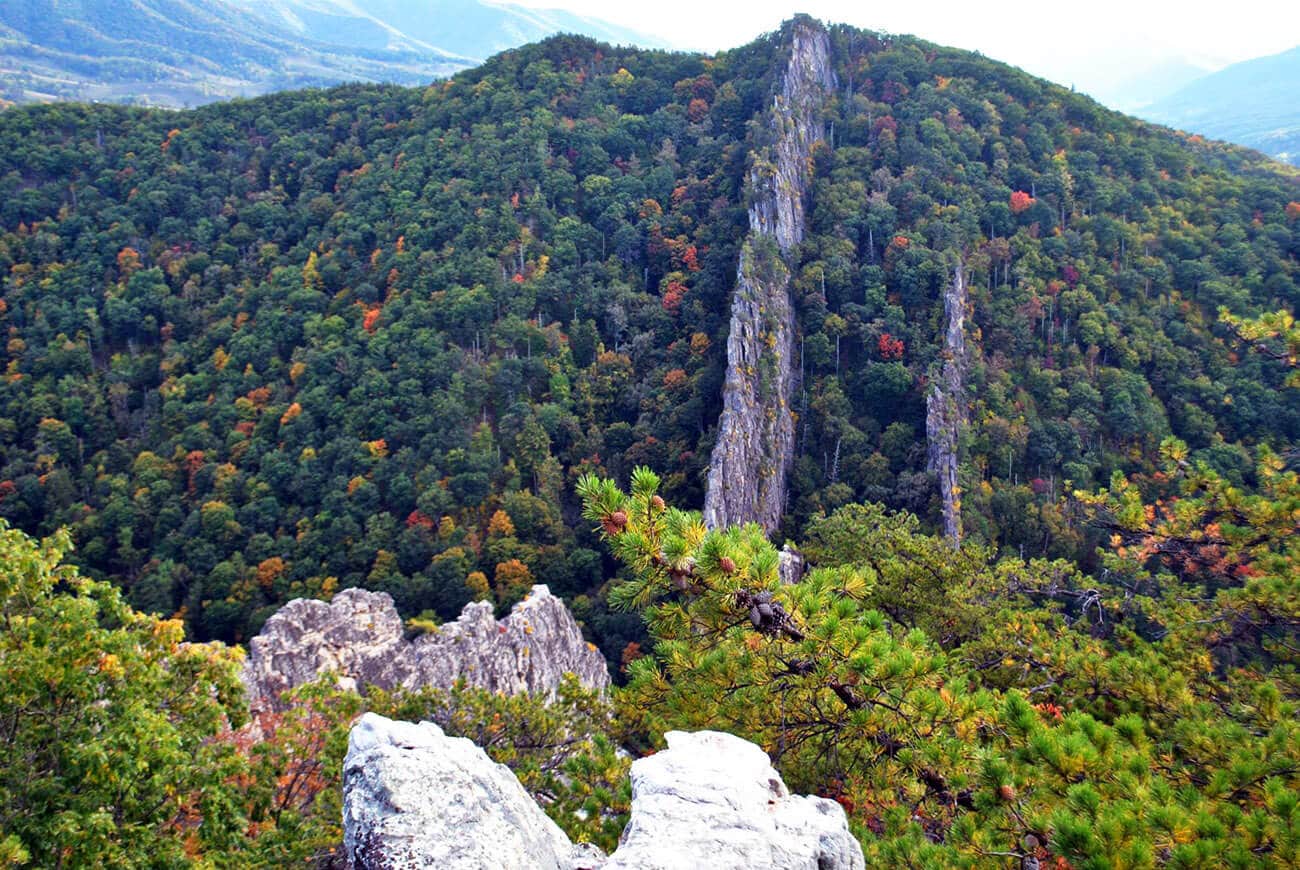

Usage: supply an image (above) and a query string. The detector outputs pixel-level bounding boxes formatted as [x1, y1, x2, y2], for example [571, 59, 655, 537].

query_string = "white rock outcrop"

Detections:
[342, 716, 864, 870]
[603, 730, 864, 870]
[342, 713, 602, 870]
[243, 584, 609, 710]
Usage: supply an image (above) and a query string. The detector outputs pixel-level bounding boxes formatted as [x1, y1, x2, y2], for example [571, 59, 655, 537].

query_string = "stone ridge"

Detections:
[703, 20, 837, 534]
[243, 584, 610, 711]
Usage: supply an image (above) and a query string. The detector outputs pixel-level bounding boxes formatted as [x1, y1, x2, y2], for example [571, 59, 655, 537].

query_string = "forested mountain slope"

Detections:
[0, 18, 1297, 658]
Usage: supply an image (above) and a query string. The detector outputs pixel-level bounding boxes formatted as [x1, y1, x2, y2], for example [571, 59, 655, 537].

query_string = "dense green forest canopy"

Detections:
[0, 19, 1297, 664]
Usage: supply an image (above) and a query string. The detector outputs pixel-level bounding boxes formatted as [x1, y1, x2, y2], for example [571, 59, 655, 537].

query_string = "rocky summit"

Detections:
[343, 714, 864, 870]
[243, 584, 610, 710]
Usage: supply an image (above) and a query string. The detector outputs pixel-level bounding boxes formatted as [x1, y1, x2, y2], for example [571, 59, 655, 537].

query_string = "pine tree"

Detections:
[579, 469, 1300, 866]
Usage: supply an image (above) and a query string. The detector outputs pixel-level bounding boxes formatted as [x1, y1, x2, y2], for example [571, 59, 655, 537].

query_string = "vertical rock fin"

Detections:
[703, 20, 836, 534]
[926, 262, 968, 544]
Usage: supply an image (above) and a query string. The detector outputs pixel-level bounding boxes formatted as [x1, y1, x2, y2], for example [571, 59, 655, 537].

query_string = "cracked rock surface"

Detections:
[342, 713, 599, 870]
[602, 730, 864, 870]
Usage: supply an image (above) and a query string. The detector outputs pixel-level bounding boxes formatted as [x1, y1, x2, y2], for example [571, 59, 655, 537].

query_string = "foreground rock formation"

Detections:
[343, 715, 864, 870]
[703, 19, 837, 535]
[603, 730, 864, 870]
[243, 584, 610, 710]
[343, 713, 602, 870]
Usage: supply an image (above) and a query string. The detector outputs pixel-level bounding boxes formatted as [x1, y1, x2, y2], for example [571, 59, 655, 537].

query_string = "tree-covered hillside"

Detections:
[0, 20, 1297, 661]
[2, 17, 1299, 867]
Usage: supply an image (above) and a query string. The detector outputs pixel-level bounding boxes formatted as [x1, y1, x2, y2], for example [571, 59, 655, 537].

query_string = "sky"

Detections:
[513, 0, 1300, 110]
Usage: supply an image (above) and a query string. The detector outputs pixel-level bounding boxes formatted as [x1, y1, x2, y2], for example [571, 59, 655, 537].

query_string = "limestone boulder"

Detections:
[602, 730, 863, 870]
[342, 713, 601, 869]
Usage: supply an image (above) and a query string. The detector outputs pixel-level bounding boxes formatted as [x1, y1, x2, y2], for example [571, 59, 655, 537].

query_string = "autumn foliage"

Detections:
[661, 280, 687, 314]
[877, 332, 904, 359]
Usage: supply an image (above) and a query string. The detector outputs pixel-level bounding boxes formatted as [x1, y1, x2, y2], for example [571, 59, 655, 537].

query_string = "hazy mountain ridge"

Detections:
[0, 0, 665, 108]
[1139, 45, 1300, 166]
[1087, 57, 1211, 115]
[227, 0, 669, 62]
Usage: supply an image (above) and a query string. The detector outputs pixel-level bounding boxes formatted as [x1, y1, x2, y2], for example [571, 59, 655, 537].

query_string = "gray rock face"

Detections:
[342, 716, 863, 870]
[342, 713, 598, 870]
[407, 586, 610, 697]
[704, 20, 836, 535]
[777, 545, 806, 585]
[244, 584, 610, 710]
[603, 730, 864, 870]
[926, 263, 968, 543]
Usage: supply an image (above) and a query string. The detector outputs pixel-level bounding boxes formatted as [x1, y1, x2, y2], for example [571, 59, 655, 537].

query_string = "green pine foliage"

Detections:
[0, 519, 253, 865]
[578, 467, 1300, 867]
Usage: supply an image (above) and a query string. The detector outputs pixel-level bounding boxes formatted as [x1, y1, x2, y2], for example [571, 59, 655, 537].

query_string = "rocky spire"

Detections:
[926, 262, 968, 543]
[703, 20, 837, 535]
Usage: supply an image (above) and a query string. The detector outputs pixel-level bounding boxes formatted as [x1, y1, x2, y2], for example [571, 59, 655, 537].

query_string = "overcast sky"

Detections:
[513, 0, 1300, 108]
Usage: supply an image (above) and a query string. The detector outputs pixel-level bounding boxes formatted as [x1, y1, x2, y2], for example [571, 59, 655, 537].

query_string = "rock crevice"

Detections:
[703, 20, 836, 534]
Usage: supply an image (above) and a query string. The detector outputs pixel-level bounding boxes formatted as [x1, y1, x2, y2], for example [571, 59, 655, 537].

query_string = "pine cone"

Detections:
[602, 510, 629, 536]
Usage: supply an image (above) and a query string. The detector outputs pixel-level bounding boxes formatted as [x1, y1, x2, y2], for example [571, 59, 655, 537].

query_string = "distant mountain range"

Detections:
[1135, 45, 1300, 166]
[0, 0, 667, 107]
[230, 0, 669, 64]
[1086, 57, 1213, 116]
